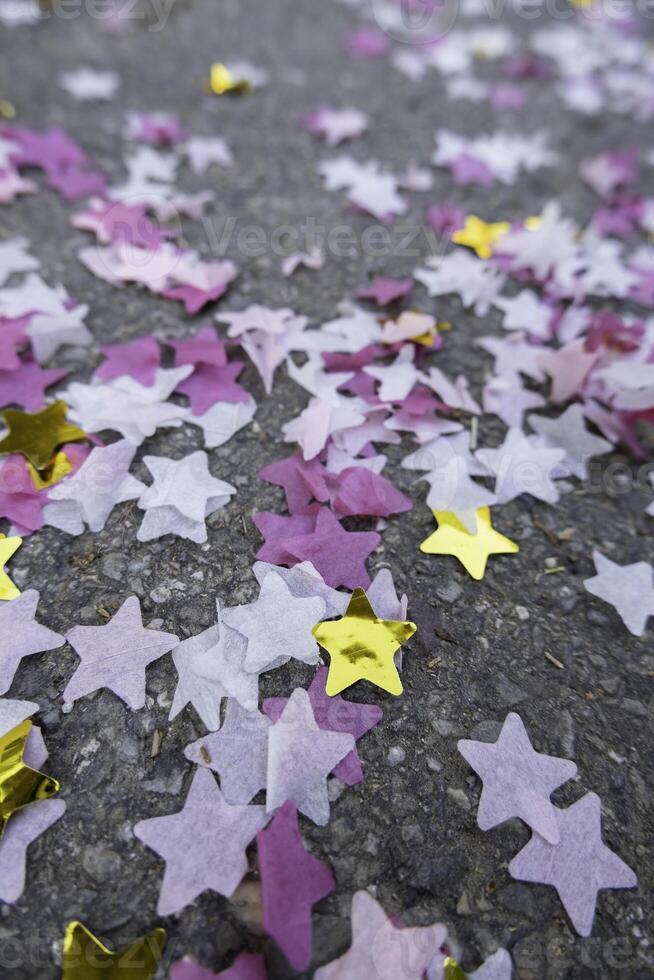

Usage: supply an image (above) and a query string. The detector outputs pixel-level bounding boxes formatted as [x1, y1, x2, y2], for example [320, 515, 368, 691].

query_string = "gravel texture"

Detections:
[0, 1, 653, 977]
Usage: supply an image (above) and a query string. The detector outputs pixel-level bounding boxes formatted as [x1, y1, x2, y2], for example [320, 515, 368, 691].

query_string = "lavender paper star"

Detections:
[258, 801, 335, 969]
[0, 798, 66, 903]
[509, 792, 637, 936]
[458, 712, 577, 843]
[583, 549, 654, 636]
[0, 590, 64, 695]
[134, 767, 268, 915]
[0, 360, 67, 412]
[64, 596, 178, 710]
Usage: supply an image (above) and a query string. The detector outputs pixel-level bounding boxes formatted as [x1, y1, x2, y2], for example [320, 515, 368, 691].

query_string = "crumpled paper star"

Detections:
[267, 688, 354, 825]
[221, 571, 325, 673]
[264, 665, 383, 785]
[0, 534, 22, 601]
[476, 428, 566, 505]
[527, 404, 612, 480]
[134, 767, 268, 914]
[509, 792, 637, 936]
[583, 549, 654, 636]
[451, 215, 510, 258]
[170, 602, 258, 729]
[137, 451, 235, 543]
[185, 699, 271, 804]
[0, 590, 64, 694]
[420, 507, 518, 580]
[43, 440, 146, 535]
[314, 890, 446, 980]
[64, 596, 178, 710]
[61, 920, 166, 980]
[170, 952, 266, 980]
[258, 800, 335, 969]
[0, 401, 86, 472]
[313, 589, 416, 697]
[458, 712, 577, 843]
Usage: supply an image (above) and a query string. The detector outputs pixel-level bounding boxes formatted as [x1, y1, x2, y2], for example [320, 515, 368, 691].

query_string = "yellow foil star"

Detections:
[28, 450, 73, 490]
[443, 957, 467, 980]
[0, 401, 86, 473]
[420, 506, 519, 580]
[62, 921, 166, 980]
[452, 215, 511, 259]
[208, 63, 251, 95]
[0, 533, 22, 601]
[312, 588, 416, 697]
[0, 720, 59, 835]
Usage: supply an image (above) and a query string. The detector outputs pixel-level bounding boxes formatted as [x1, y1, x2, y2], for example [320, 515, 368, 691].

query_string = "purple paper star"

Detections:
[258, 801, 335, 970]
[0, 454, 44, 534]
[458, 713, 577, 843]
[47, 165, 108, 201]
[283, 506, 381, 589]
[259, 452, 331, 513]
[331, 467, 412, 518]
[64, 596, 179, 710]
[167, 327, 227, 368]
[0, 359, 67, 411]
[176, 362, 249, 415]
[161, 281, 232, 315]
[254, 506, 322, 565]
[169, 952, 267, 980]
[345, 26, 390, 58]
[451, 153, 494, 187]
[356, 277, 413, 307]
[95, 336, 161, 386]
[134, 768, 268, 915]
[72, 199, 175, 248]
[426, 203, 465, 237]
[509, 792, 637, 936]
[263, 666, 383, 786]
[8, 127, 86, 177]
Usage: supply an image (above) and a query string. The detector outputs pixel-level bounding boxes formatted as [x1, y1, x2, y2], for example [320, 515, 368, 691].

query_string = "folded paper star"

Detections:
[0, 401, 86, 472]
[420, 507, 518, 580]
[258, 801, 335, 970]
[185, 700, 272, 804]
[221, 571, 325, 673]
[0, 589, 64, 694]
[458, 712, 577, 843]
[0, 534, 21, 601]
[61, 920, 166, 979]
[64, 596, 179, 710]
[509, 792, 637, 936]
[313, 589, 416, 697]
[583, 549, 654, 636]
[451, 215, 510, 258]
[134, 767, 268, 914]
[264, 665, 383, 785]
[267, 688, 354, 825]
[0, 719, 59, 836]
[314, 890, 446, 980]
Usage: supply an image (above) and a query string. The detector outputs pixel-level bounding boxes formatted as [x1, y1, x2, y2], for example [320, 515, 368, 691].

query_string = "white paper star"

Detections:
[476, 427, 566, 504]
[184, 135, 233, 173]
[415, 251, 505, 315]
[59, 67, 119, 100]
[0, 238, 39, 287]
[26, 304, 93, 364]
[527, 404, 612, 479]
[494, 289, 553, 339]
[583, 549, 654, 636]
[189, 397, 257, 449]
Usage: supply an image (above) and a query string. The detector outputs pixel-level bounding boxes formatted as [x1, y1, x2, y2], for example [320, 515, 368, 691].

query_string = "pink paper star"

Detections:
[176, 362, 249, 415]
[0, 359, 67, 411]
[345, 26, 390, 57]
[331, 467, 412, 518]
[257, 801, 335, 970]
[451, 153, 494, 186]
[167, 326, 227, 368]
[95, 336, 161, 386]
[259, 452, 331, 513]
[0, 454, 44, 534]
[356, 277, 413, 306]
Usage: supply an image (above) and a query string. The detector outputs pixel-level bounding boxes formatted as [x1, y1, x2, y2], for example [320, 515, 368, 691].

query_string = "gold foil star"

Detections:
[452, 216, 511, 259]
[0, 401, 86, 473]
[28, 450, 73, 490]
[0, 533, 22, 601]
[420, 507, 518, 580]
[312, 588, 416, 697]
[0, 720, 59, 836]
[0, 100, 15, 119]
[208, 63, 251, 95]
[443, 957, 467, 980]
[62, 921, 166, 980]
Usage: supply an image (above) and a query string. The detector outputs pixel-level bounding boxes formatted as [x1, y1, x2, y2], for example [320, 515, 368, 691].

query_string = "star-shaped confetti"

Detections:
[0, 359, 68, 413]
[258, 800, 335, 969]
[0, 590, 64, 694]
[420, 506, 518, 580]
[221, 571, 325, 673]
[314, 890, 446, 980]
[583, 549, 654, 636]
[64, 596, 179, 710]
[185, 700, 272, 803]
[313, 589, 416, 697]
[509, 792, 637, 936]
[137, 451, 235, 544]
[134, 767, 268, 914]
[44, 440, 146, 535]
[451, 215, 510, 258]
[527, 404, 612, 480]
[61, 920, 166, 980]
[0, 401, 86, 473]
[26, 305, 92, 365]
[0, 534, 22, 601]
[0, 795, 66, 903]
[476, 428, 566, 505]
[458, 712, 577, 843]
[0, 719, 59, 835]
[267, 688, 354, 825]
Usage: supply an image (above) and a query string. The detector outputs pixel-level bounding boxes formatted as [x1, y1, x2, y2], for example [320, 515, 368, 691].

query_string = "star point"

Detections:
[0, 533, 22, 601]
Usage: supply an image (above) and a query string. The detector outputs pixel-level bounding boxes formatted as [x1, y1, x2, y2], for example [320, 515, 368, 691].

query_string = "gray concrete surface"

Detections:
[0, 0, 652, 977]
